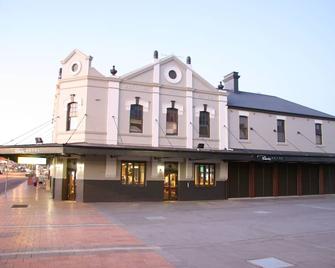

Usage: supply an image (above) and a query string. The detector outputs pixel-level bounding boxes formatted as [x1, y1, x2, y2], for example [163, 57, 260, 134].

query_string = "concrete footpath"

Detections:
[0, 181, 173, 268]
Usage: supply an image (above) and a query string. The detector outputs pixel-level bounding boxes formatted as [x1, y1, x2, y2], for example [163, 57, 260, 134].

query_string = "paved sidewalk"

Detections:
[0, 181, 173, 268]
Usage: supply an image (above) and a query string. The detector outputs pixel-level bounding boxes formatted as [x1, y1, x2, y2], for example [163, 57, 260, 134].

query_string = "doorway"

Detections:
[164, 162, 178, 200]
[66, 169, 76, 200]
[64, 159, 77, 201]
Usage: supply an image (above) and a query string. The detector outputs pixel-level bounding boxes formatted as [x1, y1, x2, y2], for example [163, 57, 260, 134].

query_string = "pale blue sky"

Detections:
[0, 0, 334, 144]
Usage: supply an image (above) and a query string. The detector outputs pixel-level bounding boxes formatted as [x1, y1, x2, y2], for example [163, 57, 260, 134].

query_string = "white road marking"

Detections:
[254, 210, 271, 214]
[0, 246, 161, 257]
[248, 257, 294, 268]
[145, 216, 166, 220]
[0, 223, 119, 229]
[297, 204, 335, 211]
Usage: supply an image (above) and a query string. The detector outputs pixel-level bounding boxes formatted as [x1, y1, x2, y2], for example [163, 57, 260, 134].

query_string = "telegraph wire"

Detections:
[15, 124, 54, 145]
[297, 131, 327, 153]
[65, 114, 87, 144]
[2, 116, 58, 145]
[190, 122, 213, 150]
[112, 116, 124, 144]
[285, 137, 302, 152]
[223, 124, 248, 150]
[155, 119, 174, 148]
[250, 127, 277, 151]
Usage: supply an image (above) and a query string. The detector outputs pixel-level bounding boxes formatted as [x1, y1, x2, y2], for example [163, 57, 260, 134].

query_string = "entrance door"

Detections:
[66, 168, 76, 201]
[164, 162, 178, 200]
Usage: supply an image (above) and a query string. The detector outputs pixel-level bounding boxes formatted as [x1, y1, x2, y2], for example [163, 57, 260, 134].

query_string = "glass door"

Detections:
[66, 168, 76, 201]
[164, 162, 178, 200]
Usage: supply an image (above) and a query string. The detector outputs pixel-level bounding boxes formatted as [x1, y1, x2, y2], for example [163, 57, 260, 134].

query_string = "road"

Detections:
[0, 174, 26, 194]
[95, 195, 335, 268]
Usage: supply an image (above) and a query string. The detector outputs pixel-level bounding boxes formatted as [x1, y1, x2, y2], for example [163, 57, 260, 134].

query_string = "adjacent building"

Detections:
[0, 49, 334, 201]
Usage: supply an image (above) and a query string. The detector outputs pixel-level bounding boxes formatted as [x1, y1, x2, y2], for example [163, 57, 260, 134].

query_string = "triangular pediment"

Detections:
[120, 55, 218, 92]
[61, 49, 92, 64]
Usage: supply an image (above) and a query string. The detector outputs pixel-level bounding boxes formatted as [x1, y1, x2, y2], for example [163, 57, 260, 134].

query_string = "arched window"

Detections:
[129, 97, 143, 133]
[166, 101, 178, 135]
[66, 101, 78, 131]
[199, 104, 210, 138]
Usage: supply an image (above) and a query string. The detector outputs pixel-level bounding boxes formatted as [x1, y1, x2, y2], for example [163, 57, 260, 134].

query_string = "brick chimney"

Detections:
[223, 72, 240, 93]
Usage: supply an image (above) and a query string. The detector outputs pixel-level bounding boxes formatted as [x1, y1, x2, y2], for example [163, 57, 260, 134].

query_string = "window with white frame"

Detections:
[166, 101, 178, 135]
[277, 119, 285, 142]
[239, 115, 248, 140]
[129, 97, 143, 133]
[66, 102, 78, 131]
[199, 104, 210, 138]
[315, 123, 322, 145]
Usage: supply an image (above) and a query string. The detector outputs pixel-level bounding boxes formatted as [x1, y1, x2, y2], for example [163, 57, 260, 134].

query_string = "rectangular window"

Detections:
[315, 123, 322, 145]
[199, 111, 210, 137]
[66, 102, 78, 131]
[194, 164, 215, 187]
[129, 104, 143, 133]
[121, 161, 145, 185]
[277, 119, 285, 142]
[239, 115, 248, 140]
[166, 108, 178, 135]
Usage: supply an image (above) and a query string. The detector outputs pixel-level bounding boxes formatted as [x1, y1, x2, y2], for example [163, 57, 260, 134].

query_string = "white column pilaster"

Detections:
[186, 67, 193, 149]
[152, 87, 160, 147]
[105, 156, 117, 178]
[218, 93, 228, 150]
[152, 62, 160, 147]
[106, 81, 120, 145]
[186, 90, 193, 149]
[185, 159, 192, 180]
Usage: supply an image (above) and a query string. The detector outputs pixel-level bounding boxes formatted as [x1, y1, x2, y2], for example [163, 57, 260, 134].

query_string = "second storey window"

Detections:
[277, 119, 285, 142]
[166, 101, 178, 135]
[199, 104, 210, 138]
[121, 161, 146, 186]
[129, 97, 143, 133]
[239, 115, 248, 140]
[194, 163, 215, 187]
[66, 101, 78, 131]
[315, 123, 322, 145]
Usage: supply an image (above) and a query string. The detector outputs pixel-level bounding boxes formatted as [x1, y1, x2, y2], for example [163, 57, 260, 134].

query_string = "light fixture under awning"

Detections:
[17, 157, 47, 165]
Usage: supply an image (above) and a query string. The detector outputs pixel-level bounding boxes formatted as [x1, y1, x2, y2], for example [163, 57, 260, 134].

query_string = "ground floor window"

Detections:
[194, 163, 215, 186]
[121, 161, 146, 185]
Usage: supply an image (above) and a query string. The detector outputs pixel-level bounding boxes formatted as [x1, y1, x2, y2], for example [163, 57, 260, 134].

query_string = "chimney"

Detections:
[223, 72, 240, 93]
[153, 50, 159, 63]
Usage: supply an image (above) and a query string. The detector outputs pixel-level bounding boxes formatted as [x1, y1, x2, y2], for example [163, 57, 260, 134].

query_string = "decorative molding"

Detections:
[164, 65, 182, 84]
[276, 115, 286, 120]
[239, 111, 249, 117]
[195, 106, 215, 118]
[125, 99, 149, 112]
[161, 103, 184, 115]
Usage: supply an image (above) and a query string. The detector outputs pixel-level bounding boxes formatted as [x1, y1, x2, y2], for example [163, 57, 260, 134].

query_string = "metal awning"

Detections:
[0, 143, 334, 164]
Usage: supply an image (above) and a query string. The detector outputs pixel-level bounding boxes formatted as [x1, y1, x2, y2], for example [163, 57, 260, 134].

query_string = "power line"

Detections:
[190, 122, 213, 150]
[2, 117, 57, 145]
[297, 131, 327, 153]
[223, 124, 248, 150]
[112, 116, 123, 144]
[155, 119, 174, 148]
[250, 127, 277, 151]
[15, 124, 54, 145]
[65, 114, 87, 144]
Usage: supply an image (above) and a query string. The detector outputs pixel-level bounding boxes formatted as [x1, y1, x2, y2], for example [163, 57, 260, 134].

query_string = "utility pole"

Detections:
[4, 159, 9, 198]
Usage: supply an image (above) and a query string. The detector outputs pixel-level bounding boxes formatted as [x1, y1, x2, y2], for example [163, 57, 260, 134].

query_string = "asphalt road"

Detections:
[95, 195, 335, 268]
[0, 176, 26, 194]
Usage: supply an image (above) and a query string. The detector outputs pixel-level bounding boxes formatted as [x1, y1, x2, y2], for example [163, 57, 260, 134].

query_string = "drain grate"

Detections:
[11, 204, 28, 208]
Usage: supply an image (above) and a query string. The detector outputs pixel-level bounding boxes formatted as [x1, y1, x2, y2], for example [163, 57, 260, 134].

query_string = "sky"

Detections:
[0, 0, 335, 144]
